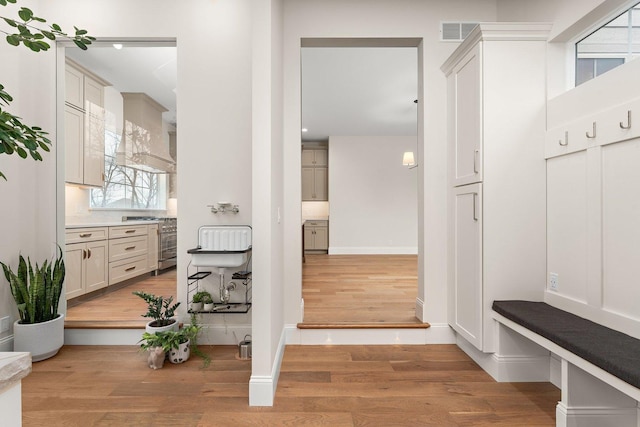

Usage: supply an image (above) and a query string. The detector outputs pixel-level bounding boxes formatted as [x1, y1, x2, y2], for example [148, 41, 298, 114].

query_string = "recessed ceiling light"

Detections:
[301, 128, 308, 132]
[112, 43, 123, 50]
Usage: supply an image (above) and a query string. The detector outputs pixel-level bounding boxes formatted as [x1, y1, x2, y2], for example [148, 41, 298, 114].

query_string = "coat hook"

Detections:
[559, 130, 568, 146]
[586, 122, 597, 139]
[620, 110, 632, 130]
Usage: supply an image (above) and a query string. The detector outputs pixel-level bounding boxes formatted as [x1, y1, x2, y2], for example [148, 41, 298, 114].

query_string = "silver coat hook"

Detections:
[586, 122, 597, 139]
[620, 110, 632, 130]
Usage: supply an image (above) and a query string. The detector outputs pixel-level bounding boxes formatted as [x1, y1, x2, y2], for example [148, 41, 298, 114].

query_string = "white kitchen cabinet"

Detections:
[304, 220, 328, 251]
[301, 167, 328, 201]
[64, 227, 108, 300]
[443, 23, 550, 352]
[64, 61, 107, 187]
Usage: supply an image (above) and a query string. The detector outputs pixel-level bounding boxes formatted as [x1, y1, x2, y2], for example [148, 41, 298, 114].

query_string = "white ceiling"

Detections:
[65, 45, 416, 139]
[66, 44, 177, 125]
[301, 47, 418, 142]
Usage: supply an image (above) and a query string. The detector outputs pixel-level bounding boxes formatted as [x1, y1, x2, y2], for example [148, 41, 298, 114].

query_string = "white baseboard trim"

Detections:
[285, 323, 455, 345]
[0, 335, 13, 352]
[328, 247, 418, 255]
[556, 402, 638, 427]
[456, 334, 551, 383]
[249, 327, 287, 406]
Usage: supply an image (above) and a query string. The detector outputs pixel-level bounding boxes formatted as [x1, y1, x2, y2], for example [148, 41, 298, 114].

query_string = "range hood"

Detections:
[116, 92, 175, 174]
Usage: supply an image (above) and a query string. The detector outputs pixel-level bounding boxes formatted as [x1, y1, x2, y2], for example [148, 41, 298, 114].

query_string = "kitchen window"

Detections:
[90, 129, 167, 210]
[575, 2, 640, 85]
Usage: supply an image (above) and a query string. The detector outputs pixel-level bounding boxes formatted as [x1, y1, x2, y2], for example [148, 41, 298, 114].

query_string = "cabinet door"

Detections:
[452, 43, 482, 186]
[83, 77, 105, 187]
[65, 105, 84, 185]
[65, 65, 84, 109]
[148, 224, 159, 271]
[65, 243, 85, 299]
[313, 167, 328, 200]
[301, 167, 315, 201]
[314, 226, 328, 250]
[303, 225, 315, 250]
[84, 240, 108, 293]
[313, 149, 328, 166]
[452, 183, 483, 350]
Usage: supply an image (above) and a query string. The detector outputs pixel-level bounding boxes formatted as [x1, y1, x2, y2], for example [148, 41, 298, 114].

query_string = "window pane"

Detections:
[576, 58, 595, 86]
[596, 58, 625, 75]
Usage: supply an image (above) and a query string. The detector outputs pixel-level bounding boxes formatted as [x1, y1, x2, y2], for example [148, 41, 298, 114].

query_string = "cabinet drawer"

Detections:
[109, 255, 148, 285]
[66, 227, 108, 244]
[305, 220, 328, 227]
[109, 235, 148, 262]
[109, 225, 148, 239]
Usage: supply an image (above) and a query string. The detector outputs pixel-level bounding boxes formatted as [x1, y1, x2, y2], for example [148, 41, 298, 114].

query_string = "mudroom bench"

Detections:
[492, 300, 640, 427]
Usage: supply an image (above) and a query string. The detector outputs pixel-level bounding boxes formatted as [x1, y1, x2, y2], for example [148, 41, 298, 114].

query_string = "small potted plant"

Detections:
[1, 246, 65, 361]
[139, 331, 170, 369]
[133, 291, 180, 333]
[203, 294, 214, 311]
[190, 290, 211, 312]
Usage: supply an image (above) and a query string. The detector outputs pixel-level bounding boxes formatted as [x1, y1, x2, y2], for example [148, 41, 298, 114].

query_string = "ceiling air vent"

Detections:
[441, 22, 478, 42]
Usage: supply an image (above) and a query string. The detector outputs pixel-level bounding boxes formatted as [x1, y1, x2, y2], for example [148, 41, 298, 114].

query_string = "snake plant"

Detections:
[1, 246, 65, 324]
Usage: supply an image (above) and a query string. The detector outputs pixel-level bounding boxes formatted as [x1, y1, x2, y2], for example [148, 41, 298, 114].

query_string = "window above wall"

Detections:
[576, 1, 640, 85]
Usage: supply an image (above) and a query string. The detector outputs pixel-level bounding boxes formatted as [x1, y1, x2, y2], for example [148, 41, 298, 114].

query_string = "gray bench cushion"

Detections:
[492, 300, 640, 389]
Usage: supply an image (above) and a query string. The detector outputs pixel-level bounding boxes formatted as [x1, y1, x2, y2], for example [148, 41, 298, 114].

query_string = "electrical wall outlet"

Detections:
[549, 272, 559, 291]
[0, 316, 10, 333]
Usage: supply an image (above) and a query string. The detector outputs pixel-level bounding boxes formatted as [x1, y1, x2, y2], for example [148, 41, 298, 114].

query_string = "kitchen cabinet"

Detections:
[301, 167, 328, 201]
[304, 220, 328, 252]
[108, 225, 149, 285]
[64, 227, 108, 300]
[302, 148, 327, 167]
[442, 23, 550, 352]
[148, 223, 159, 273]
[64, 61, 107, 188]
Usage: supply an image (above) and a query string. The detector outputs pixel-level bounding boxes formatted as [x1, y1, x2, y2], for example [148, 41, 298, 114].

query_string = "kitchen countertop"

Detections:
[65, 220, 159, 229]
[0, 352, 31, 394]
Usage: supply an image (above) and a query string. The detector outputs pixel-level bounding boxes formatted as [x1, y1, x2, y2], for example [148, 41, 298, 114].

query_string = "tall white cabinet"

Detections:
[442, 23, 551, 352]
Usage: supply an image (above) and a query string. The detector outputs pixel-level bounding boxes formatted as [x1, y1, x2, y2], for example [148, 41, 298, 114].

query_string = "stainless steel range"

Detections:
[122, 216, 177, 272]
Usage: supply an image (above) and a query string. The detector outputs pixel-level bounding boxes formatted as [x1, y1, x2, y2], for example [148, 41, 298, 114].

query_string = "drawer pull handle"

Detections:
[82, 249, 87, 259]
[473, 193, 478, 221]
[559, 131, 568, 146]
[125, 230, 136, 234]
[620, 110, 632, 130]
[586, 122, 597, 139]
[473, 149, 479, 173]
[87, 249, 92, 259]
[79, 233, 92, 238]
[125, 266, 136, 272]
[125, 246, 136, 251]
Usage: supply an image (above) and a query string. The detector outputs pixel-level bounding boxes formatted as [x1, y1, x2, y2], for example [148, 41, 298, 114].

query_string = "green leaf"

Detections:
[0, 171, 6, 181]
[51, 23, 61, 31]
[16, 146, 27, 158]
[73, 40, 87, 50]
[6, 35, 20, 46]
[3, 18, 17, 28]
[0, 0, 7, 6]
[18, 7, 33, 22]
[30, 150, 42, 161]
[41, 30, 55, 40]
[31, 16, 46, 23]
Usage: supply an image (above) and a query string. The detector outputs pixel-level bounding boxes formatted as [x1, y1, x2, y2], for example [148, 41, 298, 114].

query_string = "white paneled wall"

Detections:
[546, 60, 640, 339]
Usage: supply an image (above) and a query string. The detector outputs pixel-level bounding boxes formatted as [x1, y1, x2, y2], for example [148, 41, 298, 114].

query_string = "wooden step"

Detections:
[297, 321, 430, 329]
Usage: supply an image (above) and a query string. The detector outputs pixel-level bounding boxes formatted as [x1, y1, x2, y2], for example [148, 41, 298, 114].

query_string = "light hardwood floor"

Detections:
[302, 254, 421, 325]
[22, 344, 559, 426]
[65, 269, 178, 328]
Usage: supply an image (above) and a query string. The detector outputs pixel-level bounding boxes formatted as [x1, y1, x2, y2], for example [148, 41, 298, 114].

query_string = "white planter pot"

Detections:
[191, 302, 203, 312]
[203, 302, 214, 311]
[168, 339, 190, 364]
[145, 318, 179, 334]
[14, 314, 64, 362]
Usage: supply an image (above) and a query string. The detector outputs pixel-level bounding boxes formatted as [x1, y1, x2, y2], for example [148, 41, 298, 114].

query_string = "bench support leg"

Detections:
[556, 360, 637, 427]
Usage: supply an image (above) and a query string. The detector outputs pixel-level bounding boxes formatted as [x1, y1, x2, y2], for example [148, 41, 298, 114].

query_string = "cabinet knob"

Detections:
[87, 249, 92, 259]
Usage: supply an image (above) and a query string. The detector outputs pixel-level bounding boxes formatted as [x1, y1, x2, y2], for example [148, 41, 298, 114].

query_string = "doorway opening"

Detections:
[299, 39, 423, 325]
[59, 41, 178, 326]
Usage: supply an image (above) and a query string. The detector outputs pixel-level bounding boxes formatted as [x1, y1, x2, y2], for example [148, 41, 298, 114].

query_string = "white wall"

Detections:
[282, 0, 498, 329]
[328, 136, 417, 254]
[0, 0, 58, 350]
